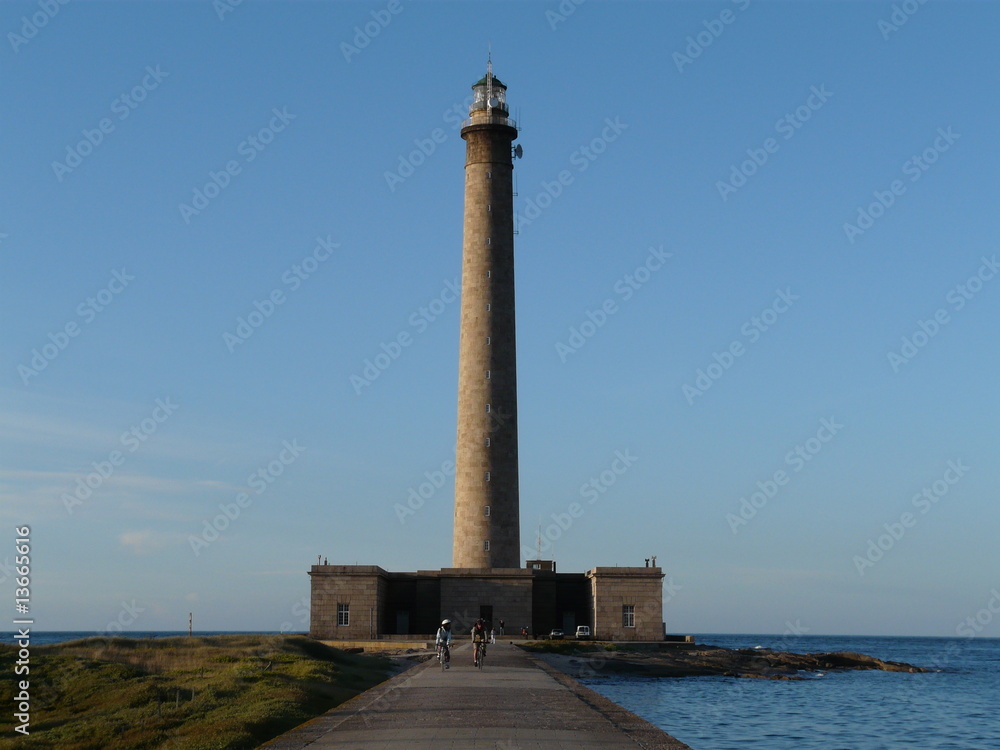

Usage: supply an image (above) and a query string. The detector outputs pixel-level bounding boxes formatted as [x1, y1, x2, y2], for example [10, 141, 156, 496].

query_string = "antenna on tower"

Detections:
[486, 43, 493, 114]
[536, 520, 541, 560]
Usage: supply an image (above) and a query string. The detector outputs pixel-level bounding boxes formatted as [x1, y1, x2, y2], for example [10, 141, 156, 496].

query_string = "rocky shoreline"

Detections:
[530, 644, 929, 681]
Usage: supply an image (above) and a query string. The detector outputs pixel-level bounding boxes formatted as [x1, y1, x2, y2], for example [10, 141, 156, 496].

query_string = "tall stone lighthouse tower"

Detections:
[453, 62, 521, 569]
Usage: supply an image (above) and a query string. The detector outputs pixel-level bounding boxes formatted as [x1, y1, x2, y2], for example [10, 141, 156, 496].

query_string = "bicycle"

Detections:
[437, 643, 450, 671]
[474, 640, 487, 669]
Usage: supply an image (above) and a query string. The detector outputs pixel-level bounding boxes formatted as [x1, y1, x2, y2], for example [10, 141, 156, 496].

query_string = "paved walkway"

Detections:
[262, 642, 693, 750]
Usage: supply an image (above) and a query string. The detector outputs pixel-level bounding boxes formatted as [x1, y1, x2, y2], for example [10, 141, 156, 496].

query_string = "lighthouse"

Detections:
[309, 63, 665, 643]
[452, 61, 522, 569]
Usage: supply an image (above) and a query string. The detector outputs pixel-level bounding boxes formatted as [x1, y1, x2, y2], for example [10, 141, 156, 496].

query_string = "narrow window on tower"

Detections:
[486, 304, 491, 312]
[485, 471, 491, 482]
[486, 336, 491, 345]
[487, 171, 492, 179]
[486, 270, 491, 279]
[485, 403, 491, 413]
[484, 540, 490, 551]
[484, 506, 491, 517]
[485, 370, 491, 379]
[485, 437, 491, 447]
[487, 204, 492, 212]
[486, 237, 491, 245]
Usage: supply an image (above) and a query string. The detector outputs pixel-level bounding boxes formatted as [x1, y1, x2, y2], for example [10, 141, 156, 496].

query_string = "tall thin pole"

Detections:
[486, 45, 493, 114]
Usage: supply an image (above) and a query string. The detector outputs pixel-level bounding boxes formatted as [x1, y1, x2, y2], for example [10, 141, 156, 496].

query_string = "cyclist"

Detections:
[471, 618, 489, 666]
[436, 619, 452, 669]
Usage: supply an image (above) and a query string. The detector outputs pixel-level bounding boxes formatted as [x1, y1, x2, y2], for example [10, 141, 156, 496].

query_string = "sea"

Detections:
[5, 631, 998, 748]
[580, 634, 1000, 750]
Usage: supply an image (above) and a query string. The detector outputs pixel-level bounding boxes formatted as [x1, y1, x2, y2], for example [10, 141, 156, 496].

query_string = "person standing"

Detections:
[499, 618, 505, 636]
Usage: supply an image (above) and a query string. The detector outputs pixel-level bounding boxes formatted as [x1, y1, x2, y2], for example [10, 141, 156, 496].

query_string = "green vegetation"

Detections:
[0, 635, 394, 750]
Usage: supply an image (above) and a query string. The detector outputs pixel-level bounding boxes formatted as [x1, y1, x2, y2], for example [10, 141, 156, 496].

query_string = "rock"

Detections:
[537, 644, 928, 681]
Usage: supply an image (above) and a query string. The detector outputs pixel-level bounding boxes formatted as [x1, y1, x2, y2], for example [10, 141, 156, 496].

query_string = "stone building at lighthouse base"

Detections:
[309, 563, 665, 641]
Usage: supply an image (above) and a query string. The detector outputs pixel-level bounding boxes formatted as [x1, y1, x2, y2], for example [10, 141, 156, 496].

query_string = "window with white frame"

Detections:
[337, 603, 350, 626]
[622, 605, 635, 628]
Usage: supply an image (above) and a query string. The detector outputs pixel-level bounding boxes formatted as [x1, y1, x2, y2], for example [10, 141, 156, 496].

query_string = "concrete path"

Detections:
[262, 642, 693, 750]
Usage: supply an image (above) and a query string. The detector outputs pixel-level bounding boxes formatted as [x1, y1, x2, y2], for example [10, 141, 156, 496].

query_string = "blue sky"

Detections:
[1, 0, 998, 637]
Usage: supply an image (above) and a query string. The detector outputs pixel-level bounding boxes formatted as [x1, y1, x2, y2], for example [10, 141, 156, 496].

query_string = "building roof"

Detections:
[473, 74, 506, 89]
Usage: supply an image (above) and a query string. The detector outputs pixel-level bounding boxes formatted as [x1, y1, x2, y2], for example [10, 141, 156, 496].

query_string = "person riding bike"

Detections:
[471, 618, 489, 666]
[436, 619, 452, 669]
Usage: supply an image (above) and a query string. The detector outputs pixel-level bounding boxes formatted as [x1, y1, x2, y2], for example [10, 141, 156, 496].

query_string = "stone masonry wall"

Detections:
[453, 116, 521, 569]
[309, 565, 387, 640]
[439, 570, 532, 635]
[588, 567, 664, 641]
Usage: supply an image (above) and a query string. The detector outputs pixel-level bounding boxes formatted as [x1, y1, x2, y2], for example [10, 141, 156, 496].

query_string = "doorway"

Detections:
[480, 604, 493, 626]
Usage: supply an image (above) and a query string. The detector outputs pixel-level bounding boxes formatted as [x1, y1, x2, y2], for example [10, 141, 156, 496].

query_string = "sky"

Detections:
[1, 0, 998, 638]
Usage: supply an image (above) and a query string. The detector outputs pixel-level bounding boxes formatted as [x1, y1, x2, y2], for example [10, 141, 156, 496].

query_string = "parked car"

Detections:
[575, 625, 591, 640]
[549, 629, 564, 640]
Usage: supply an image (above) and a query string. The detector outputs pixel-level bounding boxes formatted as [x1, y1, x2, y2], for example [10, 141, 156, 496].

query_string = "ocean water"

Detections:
[580, 635, 1000, 750]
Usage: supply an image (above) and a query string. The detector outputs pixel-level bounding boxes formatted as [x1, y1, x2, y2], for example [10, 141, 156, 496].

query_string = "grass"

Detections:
[0, 634, 394, 750]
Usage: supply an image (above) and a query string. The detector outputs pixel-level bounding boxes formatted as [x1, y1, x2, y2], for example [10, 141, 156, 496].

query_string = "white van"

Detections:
[575, 625, 591, 640]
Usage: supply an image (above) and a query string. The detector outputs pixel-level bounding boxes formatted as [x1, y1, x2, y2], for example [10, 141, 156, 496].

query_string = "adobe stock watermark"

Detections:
[853, 459, 970, 576]
[178, 107, 296, 224]
[188, 439, 306, 555]
[726, 418, 844, 534]
[223, 235, 340, 353]
[51, 65, 169, 182]
[340, 0, 404, 63]
[350, 278, 460, 395]
[878, 0, 930, 41]
[395, 408, 514, 524]
[62, 398, 180, 514]
[926, 591, 999, 671]
[394, 453, 455, 524]
[682, 288, 798, 405]
[673, 0, 752, 73]
[18, 268, 134, 385]
[716, 85, 833, 201]
[8, 0, 71, 54]
[555, 245, 672, 363]
[100, 600, 146, 636]
[956, 587, 1000, 638]
[546, 0, 587, 30]
[523, 449, 638, 558]
[843, 126, 960, 244]
[515, 117, 628, 230]
[384, 94, 475, 192]
[572, 585, 678, 680]
[887, 255, 998, 372]
[213, 0, 245, 21]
